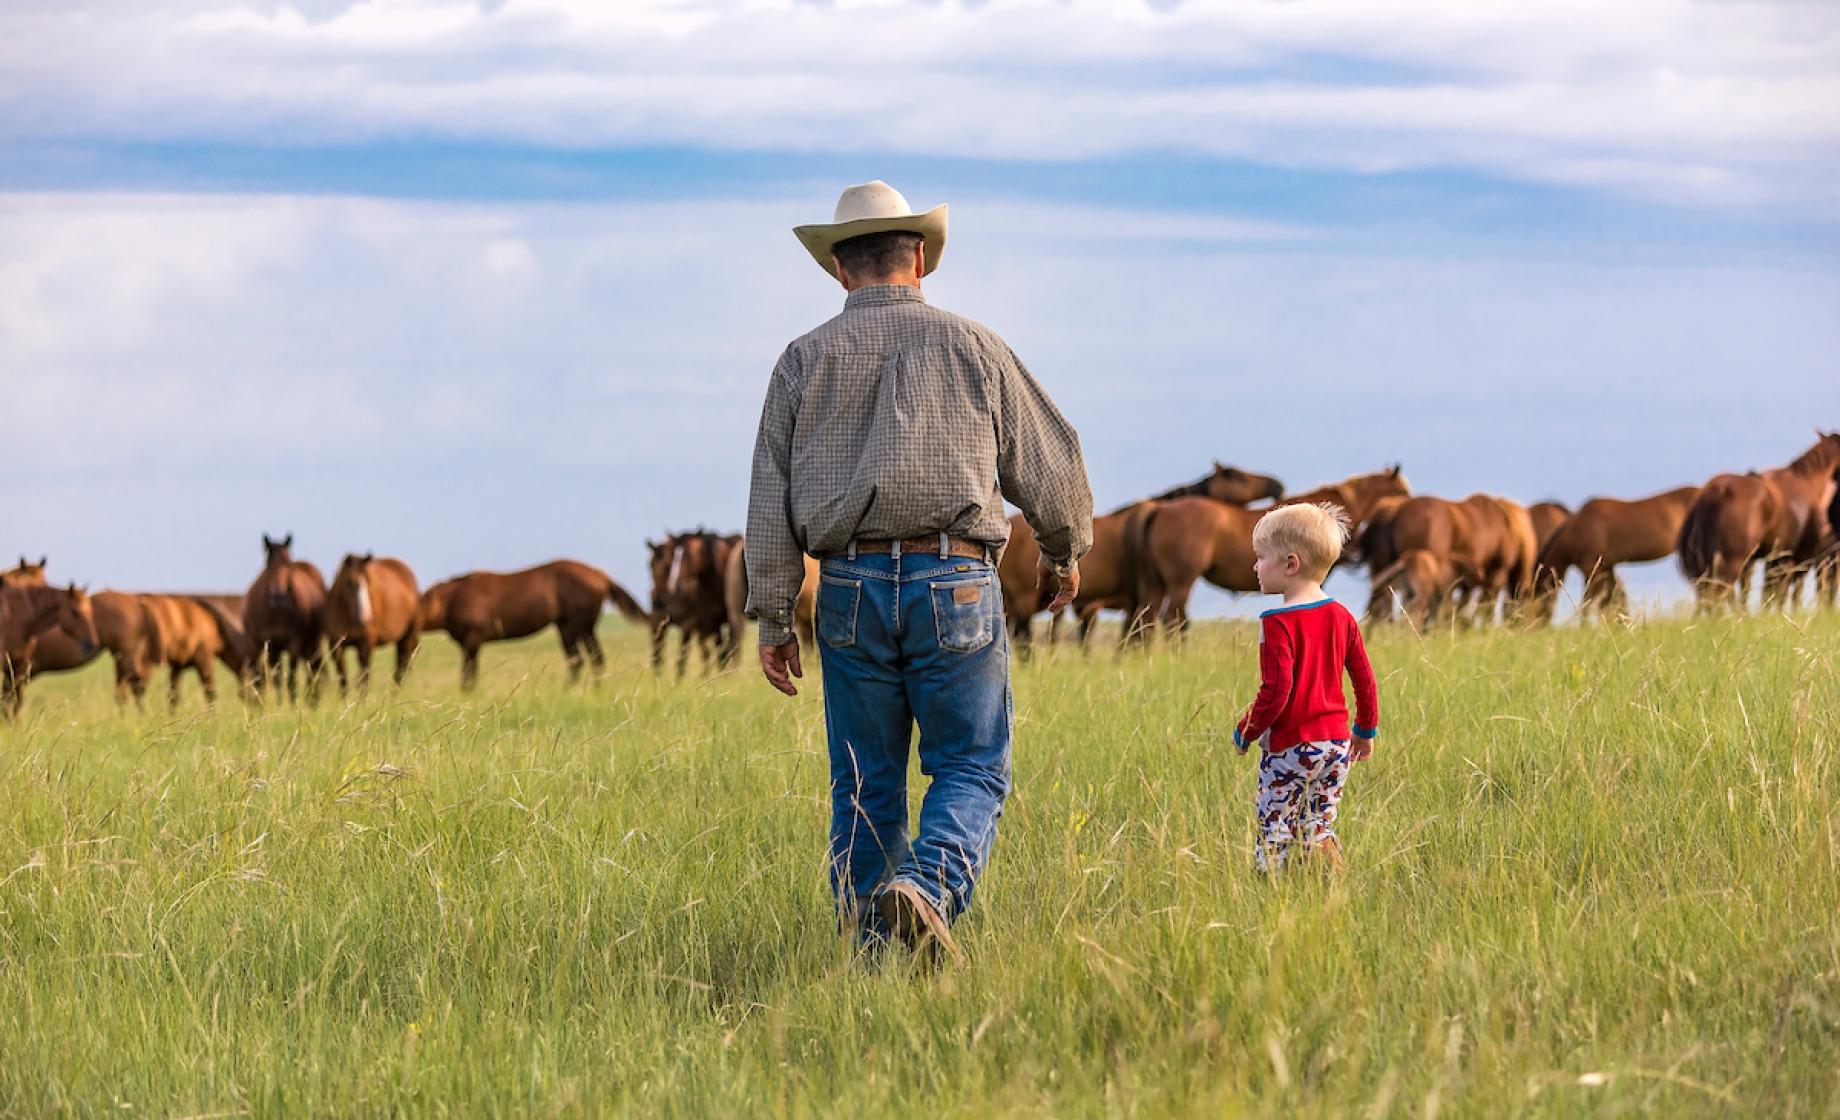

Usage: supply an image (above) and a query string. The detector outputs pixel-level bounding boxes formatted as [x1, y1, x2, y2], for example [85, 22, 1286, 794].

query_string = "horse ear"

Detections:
[282, 533, 293, 548]
[363, 552, 374, 564]
[263, 534, 274, 549]
[36, 555, 46, 569]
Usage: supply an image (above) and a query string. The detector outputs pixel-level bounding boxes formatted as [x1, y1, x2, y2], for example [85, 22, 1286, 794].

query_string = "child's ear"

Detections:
[1286, 553, 1303, 574]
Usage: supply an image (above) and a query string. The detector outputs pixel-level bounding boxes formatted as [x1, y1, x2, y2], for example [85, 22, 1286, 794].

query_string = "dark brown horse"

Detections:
[1678, 433, 1840, 612]
[242, 534, 329, 703]
[1528, 501, 1572, 552]
[999, 463, 1287, 651]
[722, 539, 818, 653]
[1361, 494, 1538, 625]
[325, 554, 423, 693]
[420, 560, 650, 689]
[1530, 485, 1700, 623]
[0, 580, 98, 719]
[1127, 467, 1412, 637]
[648, 530, 739, 675]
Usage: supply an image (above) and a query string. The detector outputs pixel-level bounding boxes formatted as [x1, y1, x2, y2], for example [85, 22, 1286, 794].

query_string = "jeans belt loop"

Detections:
[846, 540, 857, 561]
[939, 531, 949, 560]
[891, 538, 902, 560]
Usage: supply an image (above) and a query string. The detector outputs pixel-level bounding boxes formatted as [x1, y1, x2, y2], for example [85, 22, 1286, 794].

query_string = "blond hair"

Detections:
[1253, 502, 1351, 580]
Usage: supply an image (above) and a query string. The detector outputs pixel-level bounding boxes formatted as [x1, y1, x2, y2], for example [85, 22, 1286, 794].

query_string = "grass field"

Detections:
[2, 610, 1836, 1117]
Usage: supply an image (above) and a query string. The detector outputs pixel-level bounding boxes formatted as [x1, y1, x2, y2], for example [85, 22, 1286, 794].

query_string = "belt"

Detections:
[847, 534, 990, 561]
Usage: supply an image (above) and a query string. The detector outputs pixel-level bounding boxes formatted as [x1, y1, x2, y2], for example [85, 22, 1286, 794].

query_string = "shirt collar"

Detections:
[844, 284, 928, 310]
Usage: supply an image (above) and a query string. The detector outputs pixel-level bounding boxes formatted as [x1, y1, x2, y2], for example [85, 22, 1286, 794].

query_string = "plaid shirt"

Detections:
[746, 284, 1093, 645]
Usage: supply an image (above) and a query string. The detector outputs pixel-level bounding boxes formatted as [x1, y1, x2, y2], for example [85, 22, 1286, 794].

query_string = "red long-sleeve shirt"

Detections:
[1234, 599, 1379, 753]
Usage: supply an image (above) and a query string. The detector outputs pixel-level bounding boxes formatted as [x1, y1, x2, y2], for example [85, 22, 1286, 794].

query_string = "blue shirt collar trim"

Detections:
[1260, 598, 1336, 618]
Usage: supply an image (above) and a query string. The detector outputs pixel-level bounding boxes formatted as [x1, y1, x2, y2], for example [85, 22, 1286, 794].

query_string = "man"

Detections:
[746, 180, 1093, 963]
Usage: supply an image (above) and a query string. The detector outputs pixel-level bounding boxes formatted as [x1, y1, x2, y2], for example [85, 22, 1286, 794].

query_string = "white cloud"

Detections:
[2, 0, 1837, 212]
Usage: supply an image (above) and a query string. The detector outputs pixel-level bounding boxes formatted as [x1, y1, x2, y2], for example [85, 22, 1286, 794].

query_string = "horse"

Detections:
[242, 534, 329, 703]
[1367, 549, 1481, 630]
[324, 554, 422, 693]
[1529, 485, 1700, 624]
[1360, 494, 1538, 625]
[420, 560, 651, 689]
[998, 463, 1287, 652]
[1678, 432, 1840, 612]
[0, 562, 133, 693]
[722, 539, 818, 654]
[138, 594, 256, 707]
[1126, 467, 1413, 638]
[648, 531, 740, 676]
[1528, 501, 1572, 552]
[0, 581, 98, 719]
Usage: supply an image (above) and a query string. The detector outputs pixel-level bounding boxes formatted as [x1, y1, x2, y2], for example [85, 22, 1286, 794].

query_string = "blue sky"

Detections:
[3, 0, 1837, 617]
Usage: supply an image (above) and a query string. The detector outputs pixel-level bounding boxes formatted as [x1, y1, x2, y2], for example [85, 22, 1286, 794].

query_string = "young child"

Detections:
[1233, 503, 1380, 872]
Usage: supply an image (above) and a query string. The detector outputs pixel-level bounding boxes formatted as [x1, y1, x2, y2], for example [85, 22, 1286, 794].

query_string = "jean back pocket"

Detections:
[930, 575, 996, 654]
[817, 574, 861, 649]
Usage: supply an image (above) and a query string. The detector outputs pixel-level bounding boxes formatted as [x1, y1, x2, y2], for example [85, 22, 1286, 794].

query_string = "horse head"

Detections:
[5, 556, 48, 587]
[333, 553, 377, 625]
[1204, 462, 1285, 504]
[47, 583, 99, 659]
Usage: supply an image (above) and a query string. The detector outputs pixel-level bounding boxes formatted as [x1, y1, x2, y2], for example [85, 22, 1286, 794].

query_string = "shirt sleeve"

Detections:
[1346, 617, 1379, 739]
[993, 342, 1093, 573]
[1235, 617, 1295, 747]
[744, 349, 804, 646]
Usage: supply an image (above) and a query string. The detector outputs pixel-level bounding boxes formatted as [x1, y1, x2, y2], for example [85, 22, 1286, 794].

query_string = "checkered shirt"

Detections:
[745, 284, 1093, 645]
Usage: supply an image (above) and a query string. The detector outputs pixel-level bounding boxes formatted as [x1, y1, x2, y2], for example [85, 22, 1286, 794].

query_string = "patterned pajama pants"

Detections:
[1254, 740, 1351, 871]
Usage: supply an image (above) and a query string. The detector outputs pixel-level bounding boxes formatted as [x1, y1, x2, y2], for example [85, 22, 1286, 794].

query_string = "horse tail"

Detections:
[1532, 516, 1570, 593]
[604, 576, 651, 625]
[1368, 555, 1411, 598]
[1676, 487, 1721, 581]
[1123, 501, 1162, 634]
[192, 596, 254, 673]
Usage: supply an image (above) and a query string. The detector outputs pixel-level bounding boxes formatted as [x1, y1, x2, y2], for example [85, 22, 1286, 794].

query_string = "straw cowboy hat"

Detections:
[793, 181, 948, 279]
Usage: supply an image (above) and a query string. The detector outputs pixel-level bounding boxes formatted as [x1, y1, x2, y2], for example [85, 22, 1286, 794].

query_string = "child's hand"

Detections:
[1349, 738, 1374, 762]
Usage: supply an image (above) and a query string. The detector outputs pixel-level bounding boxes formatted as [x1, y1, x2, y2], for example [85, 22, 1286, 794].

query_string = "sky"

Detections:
[3, 0, 1837, 618]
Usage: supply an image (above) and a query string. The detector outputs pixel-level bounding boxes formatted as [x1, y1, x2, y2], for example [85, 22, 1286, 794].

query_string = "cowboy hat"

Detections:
[793, 181, 947, 279]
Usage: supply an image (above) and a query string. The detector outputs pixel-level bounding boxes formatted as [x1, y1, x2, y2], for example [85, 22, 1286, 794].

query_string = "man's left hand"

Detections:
[1043, 564, 1080, 613]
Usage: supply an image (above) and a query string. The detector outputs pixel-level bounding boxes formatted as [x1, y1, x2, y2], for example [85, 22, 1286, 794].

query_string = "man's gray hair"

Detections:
[832, 231, 923, 279]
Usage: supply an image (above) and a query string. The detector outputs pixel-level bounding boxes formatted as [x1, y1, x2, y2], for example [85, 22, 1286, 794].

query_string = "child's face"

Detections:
[1253, 546, 1301, 594]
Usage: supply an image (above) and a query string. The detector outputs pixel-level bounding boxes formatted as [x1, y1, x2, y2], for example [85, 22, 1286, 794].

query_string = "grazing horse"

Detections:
[1678, 433, 1840, 612]
[242, 534, 329, 703]
[722, 539, 819, 653]
[1529, 485, 1700, 624]
[0, 581, 98, 719]
[1127, 467, 1413, 638]
[648, 531, 740, 676]
[998, 463, 1287, 651]
[1362, 494, 1539, 625]
[1528, 501, 1572, 552]
[1368, 549, 1480, 630]
[140, 594, 256, 707]
[324, 554, 422, 693]
[420, 560, 650, 689]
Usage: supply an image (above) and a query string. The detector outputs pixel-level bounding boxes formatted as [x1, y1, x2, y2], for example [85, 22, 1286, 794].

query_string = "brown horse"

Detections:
[139, 594, 256, 707]
[242, 534, 328, 703]
[722, 539, 818, 653]
[1528, 501, 1572, 552]
[420, 559, 650, 689]
[325, 554, 423, 692]
[1529, 485, 1700, 623]
[1368, 549, 1481, 630]
[1678, 433, 1840, 612]
[1127, 467, 1413, 637]
[999, 463, 1287, 651]
[648, 531, 739, 676]
[1362, 494, 1538, 625]
[0, 581, 98, 719]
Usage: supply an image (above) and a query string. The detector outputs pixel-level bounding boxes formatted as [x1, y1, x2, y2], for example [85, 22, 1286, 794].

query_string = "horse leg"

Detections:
[328, 641, 350, 696]
[1076, 605, 1098, 653]
[264, 647, 284, 703]
[584, 631, 607, 679]
[675, 631, 690, 680]
[650, 620, 667, 675]
[461, 639, 481, 691]
[395, 631, 419, 686]
[197, 657, 217, 706]
[168, 662, 185, 711]
[355, 639, 374, 696]
[560, 631, 584, 682]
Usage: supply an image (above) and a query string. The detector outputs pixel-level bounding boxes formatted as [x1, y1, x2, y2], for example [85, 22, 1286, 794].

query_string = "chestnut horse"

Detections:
[243, 534, 328, 703]
[0, 581, 98, 719]
[648, 531, 739, 676]
[1678, 433, 1840, 612]
[1362, 494, 1538, 625]
[1368, 549, 1481, 630]
[420, 560, 650, 689]
[999, 462, 1287, 651]
[1529, 485, 1700, 623]
[139, 594, 256, 707]
[722, 539, 819, 653]
[325, 554, 422, 692]
[1127, 467, 1412, 638]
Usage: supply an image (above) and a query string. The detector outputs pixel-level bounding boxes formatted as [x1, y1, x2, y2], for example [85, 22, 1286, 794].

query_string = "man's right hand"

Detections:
[1042, 563, 1080, 613]
[759, 640, 803, 697]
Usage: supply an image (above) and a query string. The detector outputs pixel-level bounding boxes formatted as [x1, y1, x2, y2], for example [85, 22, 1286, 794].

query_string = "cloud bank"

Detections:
[3, 0, 1837, 213]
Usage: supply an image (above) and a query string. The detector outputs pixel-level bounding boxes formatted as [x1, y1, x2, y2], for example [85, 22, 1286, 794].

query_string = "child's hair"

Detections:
[1253, 502, 1352, 579]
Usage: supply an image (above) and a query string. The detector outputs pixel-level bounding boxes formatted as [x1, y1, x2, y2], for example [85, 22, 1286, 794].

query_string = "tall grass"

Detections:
[1, 611, 1835, 1116]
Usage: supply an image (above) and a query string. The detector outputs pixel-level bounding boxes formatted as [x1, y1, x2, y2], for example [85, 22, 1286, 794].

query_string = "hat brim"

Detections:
[793, 204, 947, 279]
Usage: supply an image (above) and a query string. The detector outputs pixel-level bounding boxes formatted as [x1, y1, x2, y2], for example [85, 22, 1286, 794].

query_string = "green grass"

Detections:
[2, 612, 1836, 1117]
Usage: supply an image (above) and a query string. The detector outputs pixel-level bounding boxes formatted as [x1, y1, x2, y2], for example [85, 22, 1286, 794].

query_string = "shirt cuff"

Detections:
[1233, 728, 1247, 748]
[1352, 725, 1378, 740]
[757, 619, 795, 646]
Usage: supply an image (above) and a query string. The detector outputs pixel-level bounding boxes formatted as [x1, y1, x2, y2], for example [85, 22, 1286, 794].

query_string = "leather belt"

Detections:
[849, 535, 990, 561]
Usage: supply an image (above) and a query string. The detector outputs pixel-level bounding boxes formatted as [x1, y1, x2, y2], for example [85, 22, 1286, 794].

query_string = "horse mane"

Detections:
[1148, 475, 1210, 501]
[1787, 436, 1840, 475]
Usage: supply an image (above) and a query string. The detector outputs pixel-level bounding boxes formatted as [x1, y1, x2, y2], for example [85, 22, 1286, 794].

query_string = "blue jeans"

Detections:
[815, 547, 1012, 935]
